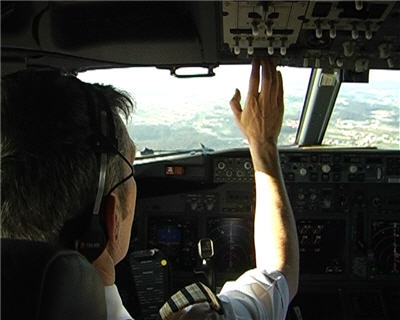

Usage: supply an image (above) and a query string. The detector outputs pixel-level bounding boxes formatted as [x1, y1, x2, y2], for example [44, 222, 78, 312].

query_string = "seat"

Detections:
[1, 239, 107, 320]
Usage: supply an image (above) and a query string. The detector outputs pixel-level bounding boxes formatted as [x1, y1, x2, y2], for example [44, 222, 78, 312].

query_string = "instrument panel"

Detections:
[116, 148, 400, 319]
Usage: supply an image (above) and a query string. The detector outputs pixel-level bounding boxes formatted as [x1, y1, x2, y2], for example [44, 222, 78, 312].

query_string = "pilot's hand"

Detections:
[230, 58, 284, 152]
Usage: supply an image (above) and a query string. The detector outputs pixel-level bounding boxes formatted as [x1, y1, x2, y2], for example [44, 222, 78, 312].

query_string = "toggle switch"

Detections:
[315, 21, 323, 39]
[280, 38, 287, 56]
[267, 38, 274, 55]
[351, 24, 359, 40]
[247, 37, 254, 55]
[266, 22, 273, 37]
[233, 36, 241, 55]
[251, 21, 259, 37]
[329, 22, 337, 39]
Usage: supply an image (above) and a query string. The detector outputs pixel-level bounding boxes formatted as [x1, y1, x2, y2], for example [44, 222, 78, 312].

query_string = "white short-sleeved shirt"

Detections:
[105, 269, 289, 320]
[104, 285, 134, 320]
[218, 269, 289, 319]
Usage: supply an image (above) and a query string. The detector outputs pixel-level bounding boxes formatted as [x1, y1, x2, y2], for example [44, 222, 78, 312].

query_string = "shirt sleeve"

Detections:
[104, 285, 134, 320]
[218, 269, 289, 320]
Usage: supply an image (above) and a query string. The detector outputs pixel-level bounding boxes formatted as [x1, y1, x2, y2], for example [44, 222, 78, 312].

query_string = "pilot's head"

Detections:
[1, 69, 137, 268]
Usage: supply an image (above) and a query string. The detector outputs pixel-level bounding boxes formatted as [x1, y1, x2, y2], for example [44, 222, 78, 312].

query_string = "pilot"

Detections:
[1, 57, 299, 320]
[159, 58, 299, 319]
[1, 70, 137, 318]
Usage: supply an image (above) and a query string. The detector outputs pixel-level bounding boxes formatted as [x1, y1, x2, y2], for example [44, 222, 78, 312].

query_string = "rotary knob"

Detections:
[321, 164, 331, 173]
[244, 161, 252, 170]
[349, 165, 358, 173]
[217, 161, 226, 170]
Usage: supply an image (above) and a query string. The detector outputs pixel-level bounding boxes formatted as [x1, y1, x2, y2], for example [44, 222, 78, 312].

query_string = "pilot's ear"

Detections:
[100, 194, 120, 244]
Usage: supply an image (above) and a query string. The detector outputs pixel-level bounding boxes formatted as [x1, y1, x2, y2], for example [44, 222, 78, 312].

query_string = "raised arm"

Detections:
[230, 58, 299, 300]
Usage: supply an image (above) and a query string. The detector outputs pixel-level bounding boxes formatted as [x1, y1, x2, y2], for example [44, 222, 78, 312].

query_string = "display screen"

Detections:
[148, 217, 197, 271]
[157, 226, 182, 244]
[297, 219, 346, 274]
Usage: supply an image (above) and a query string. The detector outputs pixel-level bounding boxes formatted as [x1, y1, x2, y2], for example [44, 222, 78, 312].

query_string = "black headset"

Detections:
[62, 83, 118, 262]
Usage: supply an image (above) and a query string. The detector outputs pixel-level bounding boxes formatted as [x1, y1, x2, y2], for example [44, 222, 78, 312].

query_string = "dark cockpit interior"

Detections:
[2, 2, 400, 319]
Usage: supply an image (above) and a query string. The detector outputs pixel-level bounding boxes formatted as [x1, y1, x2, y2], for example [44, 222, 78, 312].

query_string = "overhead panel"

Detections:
[221, 1, 399, 70]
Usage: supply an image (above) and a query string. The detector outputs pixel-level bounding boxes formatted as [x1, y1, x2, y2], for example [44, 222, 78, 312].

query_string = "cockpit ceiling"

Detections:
[2, 1, 400, 74]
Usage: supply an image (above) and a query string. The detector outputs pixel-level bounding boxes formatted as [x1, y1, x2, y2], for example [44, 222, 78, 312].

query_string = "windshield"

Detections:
[323, 70, 400, 149]
[78, 66, 399, 153]
[78, 65, 310, 153]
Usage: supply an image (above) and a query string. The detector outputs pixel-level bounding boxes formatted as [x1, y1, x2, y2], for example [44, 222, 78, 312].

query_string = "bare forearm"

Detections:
[230, 58, 299, 300]
[251, 144, 299, 300]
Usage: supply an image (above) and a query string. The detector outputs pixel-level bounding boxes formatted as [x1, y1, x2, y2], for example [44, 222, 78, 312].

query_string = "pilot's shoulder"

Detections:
[219, 269, 289, 320]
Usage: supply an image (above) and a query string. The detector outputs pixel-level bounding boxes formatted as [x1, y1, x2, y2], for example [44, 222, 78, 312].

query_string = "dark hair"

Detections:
[1, 69, 135, 242]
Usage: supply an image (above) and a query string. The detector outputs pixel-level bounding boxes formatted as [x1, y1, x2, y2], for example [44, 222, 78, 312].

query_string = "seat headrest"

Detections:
[1, 239, 107, 320]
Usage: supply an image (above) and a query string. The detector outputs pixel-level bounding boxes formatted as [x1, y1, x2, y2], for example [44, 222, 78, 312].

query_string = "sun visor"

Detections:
[2, 1, 219, 74]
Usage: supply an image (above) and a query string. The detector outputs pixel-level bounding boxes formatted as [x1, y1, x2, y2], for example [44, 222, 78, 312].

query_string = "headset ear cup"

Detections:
[75, 214, 107, 262]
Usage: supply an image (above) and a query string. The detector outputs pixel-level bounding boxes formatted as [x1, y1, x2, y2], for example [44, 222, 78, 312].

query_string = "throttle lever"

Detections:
[198, 238, 214, 264]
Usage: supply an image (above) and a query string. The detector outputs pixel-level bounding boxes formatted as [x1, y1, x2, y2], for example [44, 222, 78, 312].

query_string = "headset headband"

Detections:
[72, 84, 118, 262]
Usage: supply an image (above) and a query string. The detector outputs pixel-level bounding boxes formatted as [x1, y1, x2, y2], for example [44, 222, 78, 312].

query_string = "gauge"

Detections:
[371, 221, 400, 276]
[207, 218, 255, 272]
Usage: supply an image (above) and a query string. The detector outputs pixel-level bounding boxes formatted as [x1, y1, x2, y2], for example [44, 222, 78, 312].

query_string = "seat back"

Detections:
[1, 239, 107, 320]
